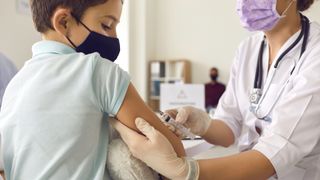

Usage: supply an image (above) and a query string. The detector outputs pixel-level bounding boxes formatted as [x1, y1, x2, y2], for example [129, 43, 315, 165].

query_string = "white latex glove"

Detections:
[165, 106, 212, 136]
[162, 121, 186, 139]
[110, 118, 199, 180]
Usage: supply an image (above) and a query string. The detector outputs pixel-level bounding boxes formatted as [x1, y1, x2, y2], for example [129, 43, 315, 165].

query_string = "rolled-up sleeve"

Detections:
[253, 52, 320, 178]
[213, 49, 243, 139]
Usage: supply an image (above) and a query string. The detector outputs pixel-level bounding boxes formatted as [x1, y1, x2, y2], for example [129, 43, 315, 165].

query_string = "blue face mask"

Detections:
[66, 18, 120, 62]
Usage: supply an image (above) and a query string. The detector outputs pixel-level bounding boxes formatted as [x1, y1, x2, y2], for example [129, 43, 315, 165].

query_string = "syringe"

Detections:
[159, 111, 196, 140]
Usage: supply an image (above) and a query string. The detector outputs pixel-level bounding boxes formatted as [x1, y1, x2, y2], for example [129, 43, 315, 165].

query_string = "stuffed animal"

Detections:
[106, 123, 160, 180]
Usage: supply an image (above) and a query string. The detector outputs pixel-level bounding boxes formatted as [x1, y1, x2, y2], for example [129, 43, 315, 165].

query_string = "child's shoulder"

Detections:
[89, 53, 123, 71]
[88, 53, 129, 80]
[88, 53, 115, 65]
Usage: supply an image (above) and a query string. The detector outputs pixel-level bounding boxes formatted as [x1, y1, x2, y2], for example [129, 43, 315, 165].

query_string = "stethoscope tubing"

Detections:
[250, 14, 310, 120]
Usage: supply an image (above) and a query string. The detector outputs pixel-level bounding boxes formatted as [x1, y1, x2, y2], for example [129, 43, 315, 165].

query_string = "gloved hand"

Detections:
[165, 106, 212, 136]
[162, 121, 186, 139]
[110, 118, 199, 180]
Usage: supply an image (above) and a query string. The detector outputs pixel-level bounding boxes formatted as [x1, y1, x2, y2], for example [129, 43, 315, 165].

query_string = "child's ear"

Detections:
[51, 8, 74, 36]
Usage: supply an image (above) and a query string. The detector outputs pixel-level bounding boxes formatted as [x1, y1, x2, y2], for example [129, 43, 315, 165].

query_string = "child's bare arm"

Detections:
[116, 83, 186, 157]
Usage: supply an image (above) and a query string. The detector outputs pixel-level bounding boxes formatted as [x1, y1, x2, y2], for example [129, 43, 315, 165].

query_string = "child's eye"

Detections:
[101, 23, 111, 30]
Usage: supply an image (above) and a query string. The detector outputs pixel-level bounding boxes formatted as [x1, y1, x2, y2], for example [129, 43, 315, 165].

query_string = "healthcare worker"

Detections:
[111, 0, 320, 179]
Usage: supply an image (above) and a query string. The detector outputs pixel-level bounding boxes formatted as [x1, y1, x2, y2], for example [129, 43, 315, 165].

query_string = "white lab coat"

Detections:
[214, 21, 320, 180]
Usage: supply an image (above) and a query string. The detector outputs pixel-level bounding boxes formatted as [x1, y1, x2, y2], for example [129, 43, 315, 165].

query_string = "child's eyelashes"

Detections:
[101, 23, 112, 31]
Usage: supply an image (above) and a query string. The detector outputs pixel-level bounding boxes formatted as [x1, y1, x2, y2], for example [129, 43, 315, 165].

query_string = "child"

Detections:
[0, 0, 185, 179]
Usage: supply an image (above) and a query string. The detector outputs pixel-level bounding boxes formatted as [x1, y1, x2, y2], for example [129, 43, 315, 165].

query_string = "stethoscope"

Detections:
[249, 14, 310, 121]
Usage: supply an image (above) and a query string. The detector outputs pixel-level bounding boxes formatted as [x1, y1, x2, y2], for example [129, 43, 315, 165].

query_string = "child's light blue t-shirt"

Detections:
[0, 41, 130, 180]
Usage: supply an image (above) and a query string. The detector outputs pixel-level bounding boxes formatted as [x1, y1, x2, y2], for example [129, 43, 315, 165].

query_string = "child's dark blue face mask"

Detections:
[66, 16, 120, 62]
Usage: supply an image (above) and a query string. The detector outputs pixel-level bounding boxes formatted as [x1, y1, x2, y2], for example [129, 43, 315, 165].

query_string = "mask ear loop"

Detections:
[71, 13, 92, 33]
[65, 13, 93, 49]
[280, 0, 296, 18]
[65, 35, 77, 49]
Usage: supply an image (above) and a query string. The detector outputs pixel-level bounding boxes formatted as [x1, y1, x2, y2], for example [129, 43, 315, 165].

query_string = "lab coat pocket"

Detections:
[256, 83, 285, 119]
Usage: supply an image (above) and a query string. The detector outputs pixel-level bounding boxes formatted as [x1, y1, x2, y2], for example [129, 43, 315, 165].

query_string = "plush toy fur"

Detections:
[106, 125, 160, 180]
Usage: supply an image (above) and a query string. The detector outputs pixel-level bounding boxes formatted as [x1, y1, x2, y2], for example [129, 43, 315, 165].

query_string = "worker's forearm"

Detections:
[198, 150, 275, 180]
[202, 120, 235, 147]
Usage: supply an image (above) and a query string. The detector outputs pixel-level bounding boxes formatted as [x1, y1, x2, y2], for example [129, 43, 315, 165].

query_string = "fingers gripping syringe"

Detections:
[159, 111, 196, 140]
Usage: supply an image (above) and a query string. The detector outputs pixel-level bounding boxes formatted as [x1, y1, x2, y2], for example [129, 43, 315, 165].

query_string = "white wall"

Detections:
[127, 0, 148, 100]
[0, 1, 41, 68]
[305, 1, 320, 21]
[127, 0, 157, 100]
[115, 0, 130, 72]
[146, 0, 320, 85]
[149, 0, 248, 84]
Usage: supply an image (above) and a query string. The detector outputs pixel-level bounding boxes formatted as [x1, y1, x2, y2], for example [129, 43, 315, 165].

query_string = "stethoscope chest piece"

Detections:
[249, 88, 262, 104]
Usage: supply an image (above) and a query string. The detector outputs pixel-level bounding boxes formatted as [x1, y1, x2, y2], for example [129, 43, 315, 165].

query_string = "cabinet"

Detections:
[147, 60, 191, 111]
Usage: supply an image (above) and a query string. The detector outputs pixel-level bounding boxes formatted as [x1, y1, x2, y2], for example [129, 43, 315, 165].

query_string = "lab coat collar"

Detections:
[32, 40, 76, 57]
[264, 28, 303, 65]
